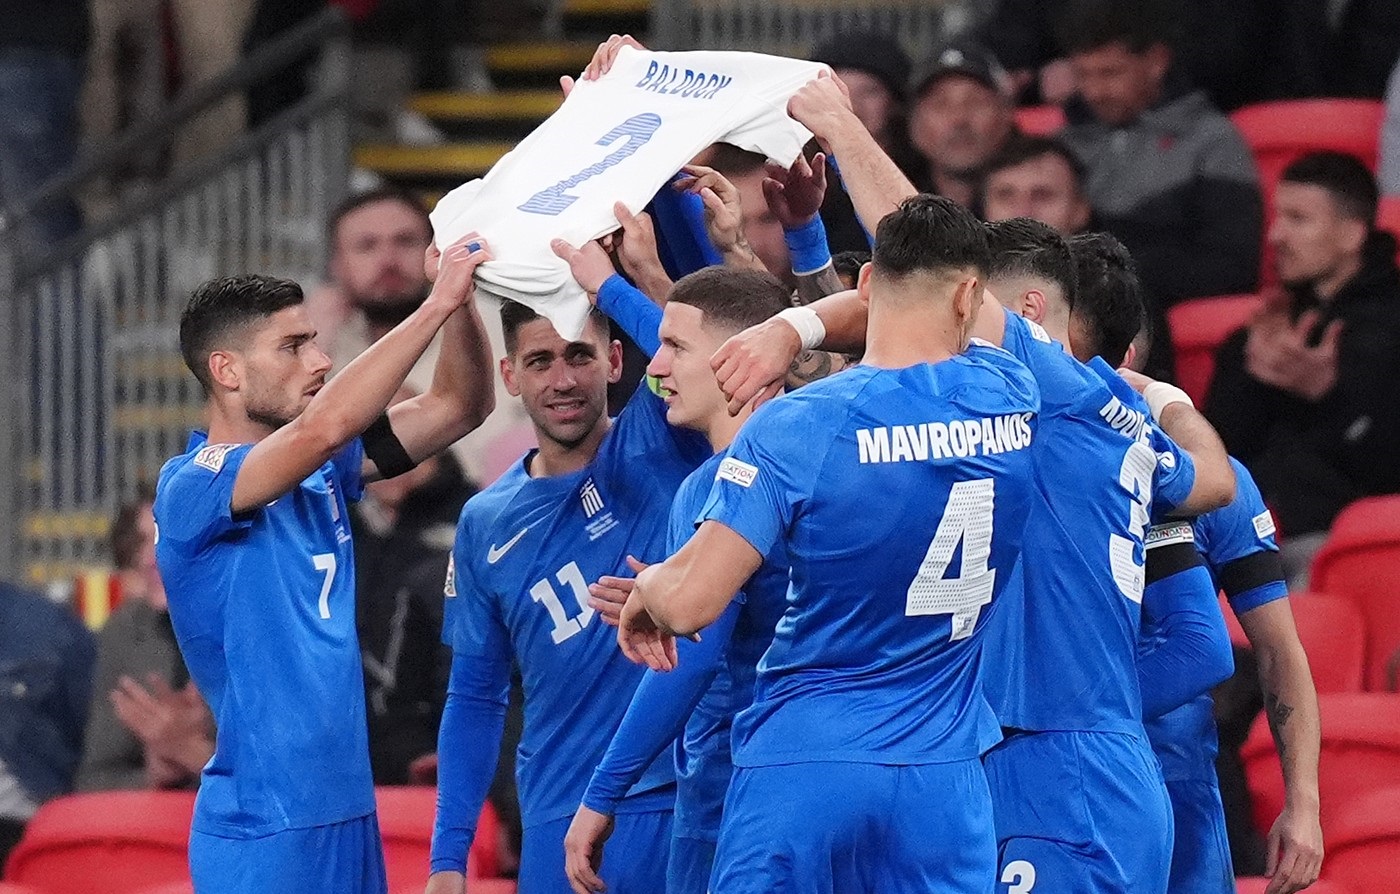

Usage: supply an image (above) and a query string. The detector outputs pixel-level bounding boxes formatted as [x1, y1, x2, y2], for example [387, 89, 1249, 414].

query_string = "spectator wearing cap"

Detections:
[907, 41, 1017, 210]
[1056, 0, 1263, 308]
[810, 32, 926, 252]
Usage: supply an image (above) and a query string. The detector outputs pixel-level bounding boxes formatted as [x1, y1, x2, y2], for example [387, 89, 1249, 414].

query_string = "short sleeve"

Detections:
[154, 444, 256, 551]
[698, 398, 822, 559]
[331, 437, 366, 503]
[1147, 425, 1198, 517]
[443, 519, 511, 668]
[1196, 460, 1287, 615]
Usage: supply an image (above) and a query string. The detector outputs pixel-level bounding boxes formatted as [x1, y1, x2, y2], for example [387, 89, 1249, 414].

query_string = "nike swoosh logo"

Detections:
[487, 528, 529, 564]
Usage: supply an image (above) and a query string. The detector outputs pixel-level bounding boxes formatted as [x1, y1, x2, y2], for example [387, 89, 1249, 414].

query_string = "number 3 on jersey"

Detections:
[531, 561, 596, 644]
[905, 479, 996, 640]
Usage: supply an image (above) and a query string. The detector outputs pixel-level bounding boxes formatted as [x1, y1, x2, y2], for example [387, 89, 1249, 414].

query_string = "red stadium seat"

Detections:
[1229, 99, 1384, 286]
[0, 883, 50, 894]
[1236, 877, 1352, 894]
[1242, 692, 1400, 838]
[1167, 294, 1262, 404]
[1013, 104, 1065, 137]
[1320, 784, 1400, 892]
[3, 790, 195, 894]
[1288, 592, 1366, 694]
[1310, 497, 1400, 690]
[375, 786, 504, 889]
[1379, 196, 1400, 265]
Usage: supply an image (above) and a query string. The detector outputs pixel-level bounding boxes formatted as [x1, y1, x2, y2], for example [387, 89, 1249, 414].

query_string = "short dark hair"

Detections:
[1280, 151, 1379, 225]
[1067, 232, 1144, 367]
[1055, 0, 1181, 56]
[328, 186, 432, 245]
[983, 135, 1087, 189]
[872, 194, 992, 281]
[111, 482, 157, 570]
[704, 143, 768, 178]
[499, 299, 611, 355]
[666, 266, 790, 334]
[179, 275, 306, 394]
[985, 218, 1078, 307]
[831, 250, 872, 283]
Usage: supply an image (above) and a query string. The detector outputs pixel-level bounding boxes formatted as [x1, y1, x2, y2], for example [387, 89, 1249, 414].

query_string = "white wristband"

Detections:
[776, 306, 826, 351]
[1143, 381, 1194, 422]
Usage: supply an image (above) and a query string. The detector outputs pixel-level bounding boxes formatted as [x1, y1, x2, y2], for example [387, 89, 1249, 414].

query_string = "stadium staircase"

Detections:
[353, 0, 653, 199]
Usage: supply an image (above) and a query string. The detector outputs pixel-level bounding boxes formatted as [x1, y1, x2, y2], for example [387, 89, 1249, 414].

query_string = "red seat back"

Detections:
[1311, 497, 1400, 690]
[1013, 104, 1066, 137]
[1318, 784, 1400, 892]
[3, 791, 194, 894]
[1167, 294, 1261, 404]
[1236, 877, 1352, 894]
[1243, 692, 1400, 837]
[374, 786, 502, 889]
[1229, 99, 1384, 287]
[1289, 592, 1367, 694]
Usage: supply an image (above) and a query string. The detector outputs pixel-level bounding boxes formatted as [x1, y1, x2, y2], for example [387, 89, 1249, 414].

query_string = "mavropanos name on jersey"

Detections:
[856, 413, 1035, 465]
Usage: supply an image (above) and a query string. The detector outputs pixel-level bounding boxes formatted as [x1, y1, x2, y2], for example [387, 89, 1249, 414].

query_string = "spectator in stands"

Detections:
[76, 490, 214, 792]
[351, 390, 475, 784]
[1056, 0, 1263, 307]
[0, 580, 95, 865]
[979, 135, 1092, 236]
[0, 0, 88, 253]
[1206, 152, 1400, 583]
[907, 41, 1017, 210]
[810, 32, 924, 252]
[1382, 58, 1400, 197]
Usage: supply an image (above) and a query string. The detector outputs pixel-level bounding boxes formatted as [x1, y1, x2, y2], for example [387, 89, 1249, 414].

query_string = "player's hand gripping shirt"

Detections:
[701, 348, 1040, 767]
[154, 434, 374, 837]
[984, 311, 1198, 734]
[443, 384, 709, 829]
[430, 46, 827, 339]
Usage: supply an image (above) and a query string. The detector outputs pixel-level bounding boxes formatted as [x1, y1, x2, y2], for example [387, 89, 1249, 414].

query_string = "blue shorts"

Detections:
[667, 834, 717, 894]
[984, 730, 1172, 894]
[711, 760, 996, 894]
[189, 813, 386, 894]
[520, 809, 672, 894]
[1164, 777, 1233, 894]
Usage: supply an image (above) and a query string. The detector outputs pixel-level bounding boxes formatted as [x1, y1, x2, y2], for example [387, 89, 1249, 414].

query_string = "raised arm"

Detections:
[231, 236, 489, 513]
[1119, 368, 1236, 515]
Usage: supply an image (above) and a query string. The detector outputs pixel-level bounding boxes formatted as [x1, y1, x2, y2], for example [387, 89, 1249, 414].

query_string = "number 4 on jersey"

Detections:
[905, 479, 996, 640]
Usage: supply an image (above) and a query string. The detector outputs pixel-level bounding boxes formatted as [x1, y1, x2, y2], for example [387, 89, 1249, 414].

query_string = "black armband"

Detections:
[1218, 550, 1285, 600]
[362, 412, 417, 479]
[1144, 521, 1205, 585]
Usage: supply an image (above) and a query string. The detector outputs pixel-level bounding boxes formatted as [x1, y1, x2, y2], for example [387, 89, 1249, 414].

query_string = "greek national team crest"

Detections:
[580, 477, 619, 542]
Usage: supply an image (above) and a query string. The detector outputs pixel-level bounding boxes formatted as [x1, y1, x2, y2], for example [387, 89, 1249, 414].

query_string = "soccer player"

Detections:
[708, 76, 1238, 893]
[153, 235, 497, 894]
[427, 250, 711, 893]
[620, 194, 1043, 894]
[559, 267, 791, 894]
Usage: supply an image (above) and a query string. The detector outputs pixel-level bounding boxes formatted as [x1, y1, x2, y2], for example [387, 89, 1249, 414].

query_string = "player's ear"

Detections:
[607, 340, 624, 384]
[500, 355, 522, 397]
[1022, 288, 1047, 324]
[208, 350, 241, 392]
[856, 262, 873, 307]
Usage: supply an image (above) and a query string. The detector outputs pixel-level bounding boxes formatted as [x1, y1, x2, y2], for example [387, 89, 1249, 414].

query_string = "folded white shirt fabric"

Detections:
[430, 45, 828, 339]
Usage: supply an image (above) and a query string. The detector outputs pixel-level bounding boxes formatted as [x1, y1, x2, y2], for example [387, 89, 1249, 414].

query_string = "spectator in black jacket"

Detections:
[1206, 152, 1400, 583]
[1056, 0, 1263, 307]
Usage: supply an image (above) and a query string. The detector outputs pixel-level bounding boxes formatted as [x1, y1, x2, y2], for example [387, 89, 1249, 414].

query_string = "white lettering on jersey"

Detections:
[1098, 396, 1150, 443]
[856, 414, 1033, 464]
[1024, 319, 1053, 343]
[193, 443, 237, 473]
[717, 457, 758, 488]
[1253, 509, 1277, 540]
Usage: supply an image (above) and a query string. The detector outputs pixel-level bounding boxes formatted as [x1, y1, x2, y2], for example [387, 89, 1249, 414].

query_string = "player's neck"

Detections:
[205, 400, 274, 446]
[862, 302, 962, 368]
[528, 414, 613, 478]
[702, 406, 747, 453]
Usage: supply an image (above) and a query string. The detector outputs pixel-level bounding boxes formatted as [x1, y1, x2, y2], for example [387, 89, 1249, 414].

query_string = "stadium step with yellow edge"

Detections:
[354, 142, 515, 192]
[560, 0, 651, 38]
[409, 90, 562, 140]
[487, 41, 601, 88]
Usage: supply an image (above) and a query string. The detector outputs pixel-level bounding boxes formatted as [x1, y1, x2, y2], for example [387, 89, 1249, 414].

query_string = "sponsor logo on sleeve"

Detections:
[717, 457, 758, 488]
[1145, 521, 1195, 549]
[1025, 319, 1052, 343]
[1252, 510, 1277, 540]
[193, 443, 237, 473]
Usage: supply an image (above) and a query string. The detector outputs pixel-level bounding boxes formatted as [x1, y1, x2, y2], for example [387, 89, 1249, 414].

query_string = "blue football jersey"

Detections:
[984, 311, 1198, 734]
[445, 385, 709, 828]
[667, 450, 789, 839]
[700, 347, 1040, 768]
[154, 433, 374, 837]
[1146, 458, 1287, 783]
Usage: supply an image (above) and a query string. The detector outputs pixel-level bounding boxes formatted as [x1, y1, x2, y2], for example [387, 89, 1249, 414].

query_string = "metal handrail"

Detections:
[0, 5, 350, 232]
